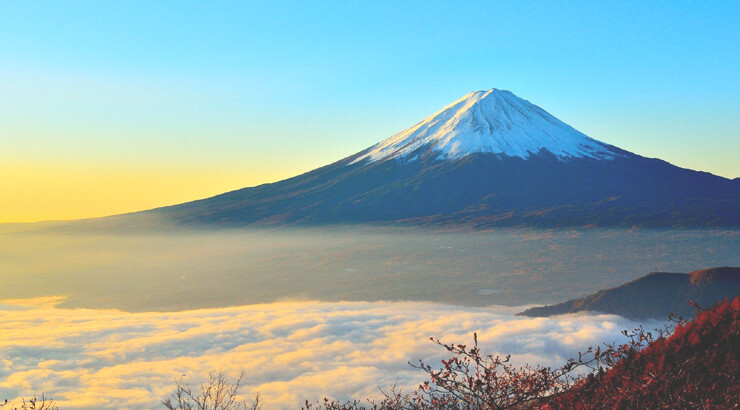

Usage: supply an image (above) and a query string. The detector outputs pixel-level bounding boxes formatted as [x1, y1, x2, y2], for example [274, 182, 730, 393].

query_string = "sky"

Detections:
[2, 1, 739, 222]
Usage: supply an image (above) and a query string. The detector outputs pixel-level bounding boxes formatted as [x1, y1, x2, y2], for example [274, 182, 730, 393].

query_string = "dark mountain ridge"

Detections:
[519, 267, 740, 319]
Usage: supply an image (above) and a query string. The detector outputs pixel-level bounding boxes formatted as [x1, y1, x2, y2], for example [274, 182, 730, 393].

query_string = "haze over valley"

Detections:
[1, 227, 737, 312]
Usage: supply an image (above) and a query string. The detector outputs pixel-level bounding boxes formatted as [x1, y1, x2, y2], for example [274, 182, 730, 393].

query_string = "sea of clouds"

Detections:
[0, 298, 659, 409]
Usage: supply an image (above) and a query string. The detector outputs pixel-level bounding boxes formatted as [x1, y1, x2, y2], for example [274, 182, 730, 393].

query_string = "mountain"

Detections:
[519, 267, 740, 319]
[145, 88, 738, 228]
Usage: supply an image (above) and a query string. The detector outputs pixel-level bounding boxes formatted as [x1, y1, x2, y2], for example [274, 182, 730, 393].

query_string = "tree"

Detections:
[162, 370, 261, 410]
[0, 394, 58, 410]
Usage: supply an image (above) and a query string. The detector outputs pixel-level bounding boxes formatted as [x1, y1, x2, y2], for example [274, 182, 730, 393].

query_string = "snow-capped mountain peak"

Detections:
[352, 88, 620, 164]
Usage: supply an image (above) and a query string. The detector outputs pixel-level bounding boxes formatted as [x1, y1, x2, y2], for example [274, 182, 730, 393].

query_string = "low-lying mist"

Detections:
[1, 225, 737, 311]
[0, 299, 662, 409]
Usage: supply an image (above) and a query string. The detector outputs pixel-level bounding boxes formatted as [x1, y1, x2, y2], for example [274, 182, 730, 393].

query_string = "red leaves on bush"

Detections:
[551, 297, 740, 409]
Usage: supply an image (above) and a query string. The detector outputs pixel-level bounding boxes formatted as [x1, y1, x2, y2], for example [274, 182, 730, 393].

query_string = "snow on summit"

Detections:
[353, 89, 620, 164]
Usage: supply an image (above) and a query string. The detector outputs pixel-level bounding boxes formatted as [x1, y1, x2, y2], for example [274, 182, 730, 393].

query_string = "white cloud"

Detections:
[0, 300, 658, 409]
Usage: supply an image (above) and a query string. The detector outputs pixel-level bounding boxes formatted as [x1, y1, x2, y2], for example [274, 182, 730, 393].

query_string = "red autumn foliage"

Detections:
[549, 297, 740, 409]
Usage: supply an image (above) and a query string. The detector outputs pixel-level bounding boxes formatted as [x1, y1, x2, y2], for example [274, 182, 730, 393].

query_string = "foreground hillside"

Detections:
[521, 267, 740, 319]
[550, 297, 740, 409]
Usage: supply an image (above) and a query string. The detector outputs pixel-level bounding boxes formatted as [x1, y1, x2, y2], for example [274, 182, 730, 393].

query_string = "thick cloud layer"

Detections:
[0, 299, 659, 409]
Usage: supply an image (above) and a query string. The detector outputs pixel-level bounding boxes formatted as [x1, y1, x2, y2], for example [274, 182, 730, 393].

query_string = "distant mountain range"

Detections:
[118, 89, 738, 228]
[519, 267, 740, 319]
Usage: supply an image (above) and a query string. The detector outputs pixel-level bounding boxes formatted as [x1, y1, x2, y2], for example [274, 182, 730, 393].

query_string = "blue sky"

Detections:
[2, 1, 739, 221]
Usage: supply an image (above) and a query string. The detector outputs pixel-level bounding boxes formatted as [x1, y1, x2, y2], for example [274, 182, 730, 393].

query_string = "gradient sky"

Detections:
[2, 1, 739, 222]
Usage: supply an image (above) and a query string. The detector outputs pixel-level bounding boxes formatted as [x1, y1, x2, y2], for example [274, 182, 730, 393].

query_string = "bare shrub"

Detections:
[162, 370, 260, 410]
[0, 394, 58, 410]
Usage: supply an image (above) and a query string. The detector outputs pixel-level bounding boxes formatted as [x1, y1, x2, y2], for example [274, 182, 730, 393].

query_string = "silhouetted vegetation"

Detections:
[162, 371, 261, 410]
[0, 394, 57, 410]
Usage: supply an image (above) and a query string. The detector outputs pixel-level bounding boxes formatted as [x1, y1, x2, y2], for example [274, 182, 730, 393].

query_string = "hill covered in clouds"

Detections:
[520, 267, 740, 319]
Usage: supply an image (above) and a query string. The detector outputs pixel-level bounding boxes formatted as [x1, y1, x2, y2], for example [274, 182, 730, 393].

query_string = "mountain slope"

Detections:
[143, 88, 739, 228]
[519, 267, 740, 319]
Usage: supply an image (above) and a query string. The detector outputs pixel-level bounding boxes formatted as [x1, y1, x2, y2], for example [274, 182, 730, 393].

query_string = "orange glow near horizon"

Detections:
[1, 161, 305, 223]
